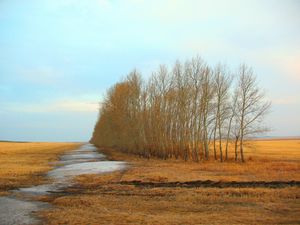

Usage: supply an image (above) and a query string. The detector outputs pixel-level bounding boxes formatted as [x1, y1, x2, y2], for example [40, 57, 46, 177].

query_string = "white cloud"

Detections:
[52, 99, 99, 112]
[18, 66, 62, 85]
[250, 47, 300, 83]
[96, 0, 111, 8]
[3, 98, 100, 113]
[273, 96, 299, 105]
[277, 53, 300, 82]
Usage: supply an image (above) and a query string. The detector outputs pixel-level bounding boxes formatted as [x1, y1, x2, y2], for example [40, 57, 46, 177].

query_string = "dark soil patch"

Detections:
[119, 180, 300, 189]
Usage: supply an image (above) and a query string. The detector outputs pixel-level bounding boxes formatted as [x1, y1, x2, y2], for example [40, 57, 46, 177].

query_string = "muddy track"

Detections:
[119, 180, 300, 189]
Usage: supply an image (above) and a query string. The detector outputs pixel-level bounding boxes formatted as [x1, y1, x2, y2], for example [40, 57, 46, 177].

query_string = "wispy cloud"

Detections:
[252, 47, 300, 83]
[18, 66, 63, 85]
[273, 96, 299, 105]
[3, 98, 99, 113]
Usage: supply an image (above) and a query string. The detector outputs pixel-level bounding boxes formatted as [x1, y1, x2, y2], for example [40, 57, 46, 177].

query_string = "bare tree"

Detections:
[212, 64, 232, 162]
[91, 58, 271, 163]
[235, 64, 271, 162]
[224, 91, 238, 160]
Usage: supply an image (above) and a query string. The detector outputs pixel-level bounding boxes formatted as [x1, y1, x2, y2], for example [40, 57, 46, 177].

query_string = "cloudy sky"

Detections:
[0, 0, 299, 141]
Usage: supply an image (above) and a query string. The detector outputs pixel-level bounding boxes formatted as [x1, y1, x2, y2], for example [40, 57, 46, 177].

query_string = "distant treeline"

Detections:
[91, 56, 270, 162]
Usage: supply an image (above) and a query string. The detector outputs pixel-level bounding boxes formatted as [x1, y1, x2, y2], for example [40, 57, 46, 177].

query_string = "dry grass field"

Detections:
[0, 142, 81, 195]
[40, 139, 300, 225]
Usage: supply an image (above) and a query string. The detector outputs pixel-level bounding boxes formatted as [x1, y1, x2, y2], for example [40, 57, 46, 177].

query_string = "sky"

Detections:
[0, 0, 299, 142]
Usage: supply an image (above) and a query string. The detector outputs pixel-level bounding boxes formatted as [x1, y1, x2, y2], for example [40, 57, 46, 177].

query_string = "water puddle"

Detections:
[0, 144, 126, 225]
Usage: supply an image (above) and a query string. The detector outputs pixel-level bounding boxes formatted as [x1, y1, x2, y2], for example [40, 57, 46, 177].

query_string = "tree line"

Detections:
[91, 56, 271, 162]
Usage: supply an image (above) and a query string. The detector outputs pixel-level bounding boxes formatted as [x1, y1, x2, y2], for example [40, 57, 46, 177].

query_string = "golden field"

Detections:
[40, 139, 300, 225]
[0, 142, 81, 195]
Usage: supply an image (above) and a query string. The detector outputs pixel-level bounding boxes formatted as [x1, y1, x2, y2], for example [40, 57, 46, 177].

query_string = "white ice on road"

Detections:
[49, 161, 125, 179]
[0, 143, 126, 225]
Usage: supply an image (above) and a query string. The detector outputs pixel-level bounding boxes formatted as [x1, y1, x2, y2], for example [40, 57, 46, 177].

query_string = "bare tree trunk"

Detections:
[225, 116, 232, 160]
[234, 136, 239, 161]
[213, 124, 217, 160]
[218, 123, 223, 162]
[240, 138, 245, 162]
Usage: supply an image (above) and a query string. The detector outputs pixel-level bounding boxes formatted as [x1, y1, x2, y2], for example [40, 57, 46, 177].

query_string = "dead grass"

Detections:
[247, 139, 300, 160]
[0, 142, 82, 194]
[40, 139, 300, 224]
[93, 139, 300, 182]
[42, 172, 300, 224]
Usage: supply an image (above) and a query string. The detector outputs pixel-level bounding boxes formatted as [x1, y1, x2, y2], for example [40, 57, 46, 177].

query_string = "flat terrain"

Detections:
[40, 139, 300, 224]
[0, 142, 82, 196]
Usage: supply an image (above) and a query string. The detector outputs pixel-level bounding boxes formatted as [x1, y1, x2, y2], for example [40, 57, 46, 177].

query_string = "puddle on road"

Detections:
[0, 144, 126, 225]
[0, 197, 48, 225]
